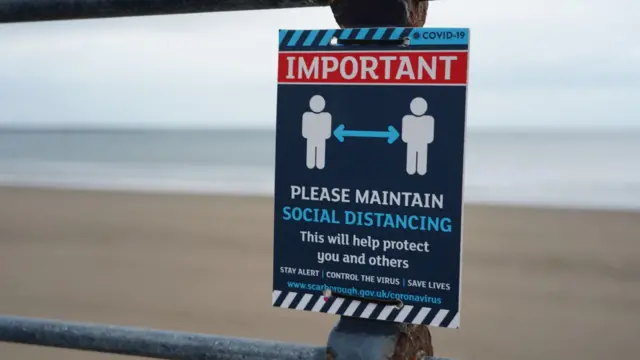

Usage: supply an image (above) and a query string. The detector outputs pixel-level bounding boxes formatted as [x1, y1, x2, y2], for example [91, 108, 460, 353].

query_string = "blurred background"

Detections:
[1, 0, 639, 359]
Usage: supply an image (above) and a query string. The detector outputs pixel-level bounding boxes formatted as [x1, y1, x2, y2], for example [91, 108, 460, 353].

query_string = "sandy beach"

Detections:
[0, 186, 639, 360]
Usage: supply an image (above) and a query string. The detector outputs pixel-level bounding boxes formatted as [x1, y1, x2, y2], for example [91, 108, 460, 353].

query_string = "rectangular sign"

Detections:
[272, 27, 469, 329]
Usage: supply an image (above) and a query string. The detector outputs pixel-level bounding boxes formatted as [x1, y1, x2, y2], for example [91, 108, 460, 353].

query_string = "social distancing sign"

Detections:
[272, 27, 469, 329]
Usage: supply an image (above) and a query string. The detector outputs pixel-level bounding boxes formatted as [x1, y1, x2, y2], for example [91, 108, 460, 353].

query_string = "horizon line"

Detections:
[1, 125, 640, 134]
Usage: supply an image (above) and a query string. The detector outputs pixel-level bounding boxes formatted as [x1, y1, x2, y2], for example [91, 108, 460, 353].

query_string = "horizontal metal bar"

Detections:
[0, 0, 329, 24]
[0, 315, 327, 360]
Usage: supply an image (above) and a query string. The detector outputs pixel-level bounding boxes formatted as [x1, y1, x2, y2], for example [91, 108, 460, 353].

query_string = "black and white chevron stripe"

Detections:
[279, 28, 413, 48]
[271, 290, 459, 329]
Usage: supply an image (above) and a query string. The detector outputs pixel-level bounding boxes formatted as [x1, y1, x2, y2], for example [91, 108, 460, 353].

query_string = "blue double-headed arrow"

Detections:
[333, 124, 400, 144]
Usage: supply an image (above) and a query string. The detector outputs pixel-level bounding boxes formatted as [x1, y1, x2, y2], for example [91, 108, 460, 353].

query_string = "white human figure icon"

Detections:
[401, 97, 434, 175]
[302, 95, 332, 169]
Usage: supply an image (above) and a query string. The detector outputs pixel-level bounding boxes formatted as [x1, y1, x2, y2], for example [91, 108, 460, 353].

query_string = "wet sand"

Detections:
[1, 186, 639, 360]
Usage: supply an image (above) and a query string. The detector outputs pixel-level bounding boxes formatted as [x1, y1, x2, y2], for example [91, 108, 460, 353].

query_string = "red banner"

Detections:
[278, 51, 468, 85]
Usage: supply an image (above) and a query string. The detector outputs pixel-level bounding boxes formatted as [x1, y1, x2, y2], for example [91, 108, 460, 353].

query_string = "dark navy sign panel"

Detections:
[272, 27, 469, 329]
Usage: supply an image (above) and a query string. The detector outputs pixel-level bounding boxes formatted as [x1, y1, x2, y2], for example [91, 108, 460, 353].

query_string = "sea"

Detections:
[1, 129, 639, 211]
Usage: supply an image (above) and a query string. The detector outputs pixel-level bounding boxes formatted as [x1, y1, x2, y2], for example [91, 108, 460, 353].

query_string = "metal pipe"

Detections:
[0, 315, 327, 360]
[0, 0, 329, 24]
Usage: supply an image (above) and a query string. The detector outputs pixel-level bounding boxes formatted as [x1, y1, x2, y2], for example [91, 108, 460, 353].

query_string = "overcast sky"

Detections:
[0, 0, 638, 130]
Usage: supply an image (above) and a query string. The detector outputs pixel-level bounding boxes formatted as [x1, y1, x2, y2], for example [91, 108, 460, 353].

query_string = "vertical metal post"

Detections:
[326, 316, 437, 360]
[326, 317, 401, 359]
[324, 1, 434, 359]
